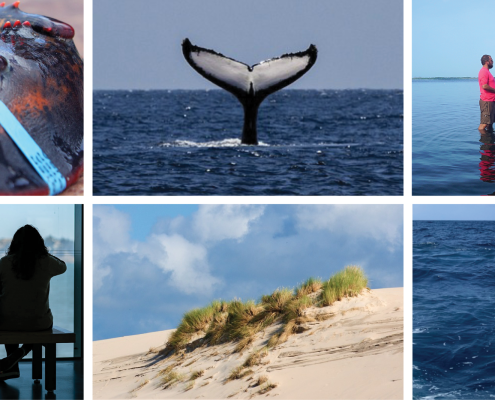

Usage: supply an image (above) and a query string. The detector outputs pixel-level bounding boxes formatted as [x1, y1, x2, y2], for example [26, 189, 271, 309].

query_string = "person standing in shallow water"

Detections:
[478, 55, 495, 132]
[0, 225, 66, 380]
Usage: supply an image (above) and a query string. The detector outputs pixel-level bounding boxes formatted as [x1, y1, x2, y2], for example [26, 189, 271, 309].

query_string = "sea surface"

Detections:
[413, 221, 495, 399]
[413, 78, 495, 195]
[93, 90, 403, 195]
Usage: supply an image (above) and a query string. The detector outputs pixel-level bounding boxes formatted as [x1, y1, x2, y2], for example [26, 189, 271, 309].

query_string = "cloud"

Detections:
[142, 234, 221, 295]
[295, 205, 402, 248]
[93, 206, 133, 291]
[93, 206, 221, 295]
[192, 205, 266, 242]
[94, 204, 404, 340]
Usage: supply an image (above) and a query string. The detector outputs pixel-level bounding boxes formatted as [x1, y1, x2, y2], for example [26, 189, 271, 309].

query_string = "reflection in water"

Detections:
[479, 132, 495, 187]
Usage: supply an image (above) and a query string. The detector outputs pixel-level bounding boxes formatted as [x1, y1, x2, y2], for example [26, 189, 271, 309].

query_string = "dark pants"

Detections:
[3, 324, 52, 367]
[5, 343, 33, 357]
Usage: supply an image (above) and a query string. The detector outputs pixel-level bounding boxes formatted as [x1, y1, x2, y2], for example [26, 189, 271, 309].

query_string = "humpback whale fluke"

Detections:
[182, 38, 317, 145]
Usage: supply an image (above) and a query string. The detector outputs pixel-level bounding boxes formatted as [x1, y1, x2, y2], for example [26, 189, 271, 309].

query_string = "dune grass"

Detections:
[154, 364, 174, 379]
[190, 370, 204, 380]
[318, 266, 368, 307]
[161, 370, 186, 389]
[158, 266, 368, 394]
[253, 375, 268, 387]
[258, 381, 278, 394]
[295, 277, 323, 298]
[226, 365, 254, 382]
[283, 295, 314, 321]
[166, 266, 368, 352]
[168, 300, 229, 350]
[243, 347, 268, 367]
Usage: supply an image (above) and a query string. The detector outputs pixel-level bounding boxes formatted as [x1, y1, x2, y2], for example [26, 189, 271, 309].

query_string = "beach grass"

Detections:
[283, 295, 314, 321]
[260, 288, 294, 314]
[295, 277, 323, 298]
[224, 300, 263, 342]
[258, 381, 277, 394]
[157, 266, 369, 394]
[161, 370, 186, 389]
[253, 375, 268, 387]
[243, 347, 268, 367]
[319, 266, 368, 307]
[190, 370, 204, 380]
[226, 365, 254, 382]
[154, 364, 174, 379]
[166, 266, 368, 352]
[168, 300, 230, 350]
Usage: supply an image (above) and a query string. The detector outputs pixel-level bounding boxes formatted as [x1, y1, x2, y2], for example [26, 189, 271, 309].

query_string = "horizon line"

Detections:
[93, 87, 404, 92]
[414, 219, 493, 221]
[412, 77, 476, 80]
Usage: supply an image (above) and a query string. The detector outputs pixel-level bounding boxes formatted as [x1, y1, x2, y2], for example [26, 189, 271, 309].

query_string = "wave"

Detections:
[156, 139, 363, 149]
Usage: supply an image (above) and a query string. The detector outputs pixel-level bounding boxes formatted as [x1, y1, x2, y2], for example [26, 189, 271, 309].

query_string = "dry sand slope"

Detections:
[94, 288, 403, 399]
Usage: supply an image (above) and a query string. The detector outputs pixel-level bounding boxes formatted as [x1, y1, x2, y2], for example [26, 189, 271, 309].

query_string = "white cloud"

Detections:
[192, 205, 265, 242]
[93, 206, 133, 291]
[295, 205, 402, 249]
[93, 206, 222, 295]
[143, 234, 221, 295]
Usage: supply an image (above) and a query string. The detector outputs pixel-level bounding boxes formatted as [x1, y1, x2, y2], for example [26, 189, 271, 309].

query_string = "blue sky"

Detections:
[413, 0, 493, 77]
[0, 205, 74, 243]
[93, 204, 403, 341]
[414, 205, 495, 220]
[93, 0, 402, 90]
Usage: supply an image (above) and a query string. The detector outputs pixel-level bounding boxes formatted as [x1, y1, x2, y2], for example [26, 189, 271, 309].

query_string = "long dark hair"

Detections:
[6, 225, 49, 280]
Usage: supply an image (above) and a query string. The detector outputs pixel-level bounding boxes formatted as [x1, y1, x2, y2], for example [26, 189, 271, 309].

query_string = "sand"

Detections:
[94, 288, 403, 399]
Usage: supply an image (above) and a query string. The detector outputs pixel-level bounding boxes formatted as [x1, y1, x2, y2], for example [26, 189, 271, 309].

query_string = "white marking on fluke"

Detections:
[182, 38, 317, 145]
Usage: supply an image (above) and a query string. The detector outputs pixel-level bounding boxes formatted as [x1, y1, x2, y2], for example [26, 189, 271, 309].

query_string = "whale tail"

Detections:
[182, 38, 317, 144]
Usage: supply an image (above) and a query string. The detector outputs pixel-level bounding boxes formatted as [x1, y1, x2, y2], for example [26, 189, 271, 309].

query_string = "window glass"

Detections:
[0, 205, 75, 358]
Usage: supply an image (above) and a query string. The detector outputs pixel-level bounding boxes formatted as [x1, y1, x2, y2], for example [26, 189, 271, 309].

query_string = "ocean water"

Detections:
[413, 221, 495, 399]
[93, 90, 403, 195]
[413, 78, 495, 196]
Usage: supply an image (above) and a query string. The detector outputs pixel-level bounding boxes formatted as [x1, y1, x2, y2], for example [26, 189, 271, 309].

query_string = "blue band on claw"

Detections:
[0, 101, 66, 195]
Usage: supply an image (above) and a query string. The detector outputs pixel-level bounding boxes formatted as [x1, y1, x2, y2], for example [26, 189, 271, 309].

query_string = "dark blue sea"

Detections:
[413, 221, 495, 399]
[93, 90, 403, 195]
[413, 78, 495, 196]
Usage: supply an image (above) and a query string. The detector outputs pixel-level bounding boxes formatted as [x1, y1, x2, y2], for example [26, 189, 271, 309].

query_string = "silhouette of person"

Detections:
[0, 225, 66, 380]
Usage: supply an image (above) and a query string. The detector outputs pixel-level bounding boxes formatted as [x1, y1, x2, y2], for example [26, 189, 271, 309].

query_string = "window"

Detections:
[0, 205, 83, 359]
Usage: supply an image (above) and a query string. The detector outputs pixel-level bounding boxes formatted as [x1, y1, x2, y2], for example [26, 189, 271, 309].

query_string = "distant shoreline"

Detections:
[413, 77, 476, 80]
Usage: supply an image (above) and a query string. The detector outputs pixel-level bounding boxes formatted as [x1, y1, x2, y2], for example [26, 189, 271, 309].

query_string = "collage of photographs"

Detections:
[0, 0, 493, 399]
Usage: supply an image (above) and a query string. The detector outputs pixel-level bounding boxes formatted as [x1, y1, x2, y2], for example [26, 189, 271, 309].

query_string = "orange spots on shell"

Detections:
[0, 3, 5, 7]
[13, 20, 20, 28]
[13, 1, 19, 8]
[3, 21, 11, 29]
[22, 21, 30, 27]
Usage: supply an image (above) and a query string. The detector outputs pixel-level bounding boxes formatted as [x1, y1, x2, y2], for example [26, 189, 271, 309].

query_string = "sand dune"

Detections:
[94, 288, 403, 399]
